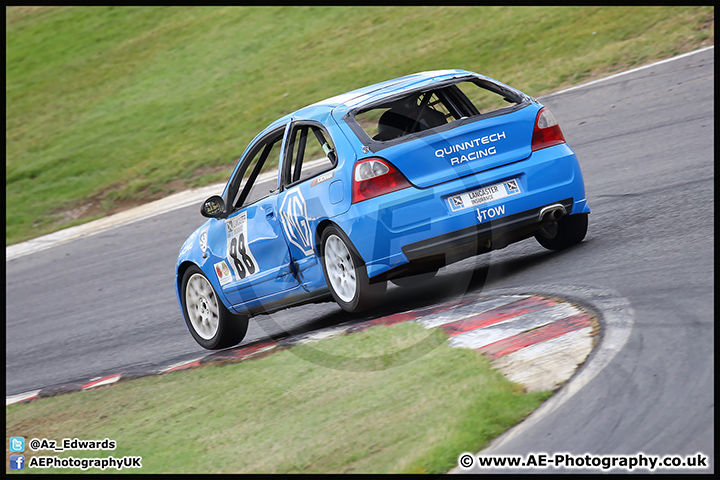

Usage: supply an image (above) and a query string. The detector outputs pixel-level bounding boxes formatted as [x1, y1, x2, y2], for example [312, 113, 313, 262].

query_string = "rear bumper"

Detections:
[366, 199, 577, 283]
[402, 197, 574, 262]
[334, 144, 590, 279]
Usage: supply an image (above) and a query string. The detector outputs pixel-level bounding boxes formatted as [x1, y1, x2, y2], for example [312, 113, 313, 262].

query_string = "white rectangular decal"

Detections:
[448, 178, 521, 212]
[214, 261, 234, 286]
[225, 211, 259, 281]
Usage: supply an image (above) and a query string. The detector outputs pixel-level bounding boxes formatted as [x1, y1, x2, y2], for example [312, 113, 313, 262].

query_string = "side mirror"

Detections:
[201, 195, 226, 218]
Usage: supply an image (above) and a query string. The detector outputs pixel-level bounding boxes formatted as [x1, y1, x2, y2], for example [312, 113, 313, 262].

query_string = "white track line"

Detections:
[543, 45, 714, 98]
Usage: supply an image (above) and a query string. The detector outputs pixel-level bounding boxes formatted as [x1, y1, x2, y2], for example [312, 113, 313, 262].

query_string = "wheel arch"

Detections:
[315, 219, 366, 266]
[315, 219, 334, 256]
[176, 260, 197, 298]
[176, 260, 234, 313]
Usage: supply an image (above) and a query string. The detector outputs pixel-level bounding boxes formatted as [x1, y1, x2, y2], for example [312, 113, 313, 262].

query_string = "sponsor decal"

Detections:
[435, 131, 506, 166]
[225, 212, 259, 281]
[311, 171, 334, 187]
[214, 260, 233, 286]
[449, 178, 522, 212]
[199, 227, 208, 253]
[279, 189, 314, 256]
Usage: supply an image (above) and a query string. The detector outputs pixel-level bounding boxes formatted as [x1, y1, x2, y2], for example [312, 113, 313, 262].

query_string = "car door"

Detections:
[276, 121, 339, 283]
[219, 125, 300, 307]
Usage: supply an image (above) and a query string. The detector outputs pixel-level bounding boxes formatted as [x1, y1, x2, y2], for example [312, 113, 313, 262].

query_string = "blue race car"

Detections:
[176, 69, 590, 349]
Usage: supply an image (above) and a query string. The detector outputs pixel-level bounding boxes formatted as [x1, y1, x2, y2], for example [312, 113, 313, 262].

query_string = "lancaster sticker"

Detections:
[448, 178, 521, 212]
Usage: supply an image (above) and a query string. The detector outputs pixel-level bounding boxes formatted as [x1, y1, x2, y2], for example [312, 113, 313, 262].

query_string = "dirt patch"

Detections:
[6, 6, 60, 25]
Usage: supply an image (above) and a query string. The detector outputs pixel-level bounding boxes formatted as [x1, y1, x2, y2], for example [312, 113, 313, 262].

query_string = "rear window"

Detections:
[353, 80, 523, 142]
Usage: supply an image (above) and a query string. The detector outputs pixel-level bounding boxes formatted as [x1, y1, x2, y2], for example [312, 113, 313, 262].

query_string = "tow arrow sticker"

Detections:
[477, 205, 506, 223]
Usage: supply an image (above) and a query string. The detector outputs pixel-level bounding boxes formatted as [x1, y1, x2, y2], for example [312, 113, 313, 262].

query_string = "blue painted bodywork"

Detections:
[175, 69, 590, 318]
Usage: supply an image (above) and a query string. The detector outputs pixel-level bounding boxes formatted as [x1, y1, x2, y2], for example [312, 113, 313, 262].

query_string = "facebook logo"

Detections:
[9, 454, 25, 470]
[9, 436, 25, 452]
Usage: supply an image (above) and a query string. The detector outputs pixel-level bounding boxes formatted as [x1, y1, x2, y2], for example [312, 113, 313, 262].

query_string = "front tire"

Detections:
[535, 213, 588, 250]
[320, 226, 385, 313]
[181, 265, 249, 350]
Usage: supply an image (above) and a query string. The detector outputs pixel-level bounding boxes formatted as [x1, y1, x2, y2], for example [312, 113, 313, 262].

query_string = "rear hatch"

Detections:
[378, 105, 538, 188]
[345, 76, 540, 189]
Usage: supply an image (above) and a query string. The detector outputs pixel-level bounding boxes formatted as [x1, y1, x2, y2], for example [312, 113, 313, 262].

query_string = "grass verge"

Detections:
[5, 6, 714, 245]
[6, 322, 551, 474]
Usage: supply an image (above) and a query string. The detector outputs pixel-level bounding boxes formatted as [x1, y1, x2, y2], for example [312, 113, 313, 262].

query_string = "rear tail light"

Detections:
[352, 157, 411, 203]
[531, 107, 566, 151]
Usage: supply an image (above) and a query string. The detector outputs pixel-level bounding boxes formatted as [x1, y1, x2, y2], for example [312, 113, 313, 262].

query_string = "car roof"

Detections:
[311, 69, 476, 109]
[227, 69, 507, 196]
[263, 69, 480, 132]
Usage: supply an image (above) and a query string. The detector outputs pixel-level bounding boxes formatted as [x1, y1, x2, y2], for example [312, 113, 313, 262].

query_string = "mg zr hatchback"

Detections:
[175, 69, 590, 349]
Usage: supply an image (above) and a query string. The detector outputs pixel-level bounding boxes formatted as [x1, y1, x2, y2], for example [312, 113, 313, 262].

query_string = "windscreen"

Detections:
[353, 80, 523, 142]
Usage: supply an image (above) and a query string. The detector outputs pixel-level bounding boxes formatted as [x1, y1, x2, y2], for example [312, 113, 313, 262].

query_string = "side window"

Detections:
[284, 124, 337, 187]
[231, 131, 284, 210]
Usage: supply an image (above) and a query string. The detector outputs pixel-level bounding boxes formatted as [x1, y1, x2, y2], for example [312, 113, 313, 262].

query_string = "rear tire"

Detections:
[181, 265, 249, 350]
[320, 225, 385, 313]
[535, 213, 588, 250]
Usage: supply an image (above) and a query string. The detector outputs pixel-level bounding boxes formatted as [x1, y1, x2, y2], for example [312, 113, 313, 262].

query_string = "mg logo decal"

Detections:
[280, 189, 313, 256]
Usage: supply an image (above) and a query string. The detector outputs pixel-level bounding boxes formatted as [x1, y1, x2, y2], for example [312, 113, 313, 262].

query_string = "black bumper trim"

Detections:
[399, 197, 574, 265]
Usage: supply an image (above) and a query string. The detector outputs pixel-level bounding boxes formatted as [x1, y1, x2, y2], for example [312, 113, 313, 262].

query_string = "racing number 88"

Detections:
[230, 234, 256, 279]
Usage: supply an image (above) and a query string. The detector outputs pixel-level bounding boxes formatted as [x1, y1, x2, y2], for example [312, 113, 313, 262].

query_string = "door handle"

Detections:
[262, 203, 276, 219]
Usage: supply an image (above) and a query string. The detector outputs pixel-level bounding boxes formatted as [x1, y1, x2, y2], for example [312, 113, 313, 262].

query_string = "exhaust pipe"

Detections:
[538, 204, 566, 223]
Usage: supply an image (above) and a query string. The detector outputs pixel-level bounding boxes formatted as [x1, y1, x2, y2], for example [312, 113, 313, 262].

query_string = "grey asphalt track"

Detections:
[454, 46, 715, 473]
[6, 47, 714, 473]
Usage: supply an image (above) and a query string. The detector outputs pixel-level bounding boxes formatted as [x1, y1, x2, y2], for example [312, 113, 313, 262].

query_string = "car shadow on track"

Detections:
[248, 247, 564, 346]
